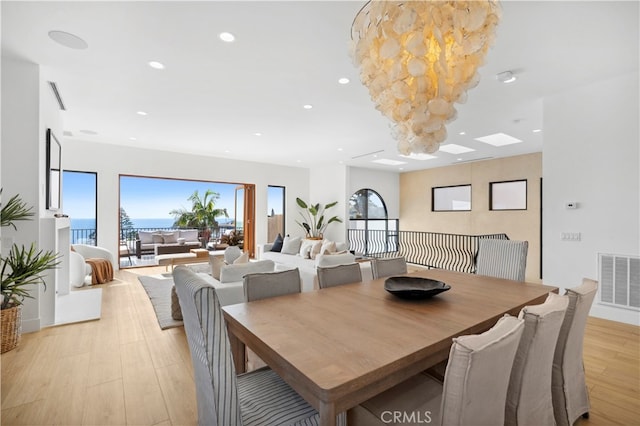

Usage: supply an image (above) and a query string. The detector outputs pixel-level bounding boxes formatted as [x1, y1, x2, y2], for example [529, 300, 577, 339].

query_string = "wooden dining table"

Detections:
[222, 268, 558, 426]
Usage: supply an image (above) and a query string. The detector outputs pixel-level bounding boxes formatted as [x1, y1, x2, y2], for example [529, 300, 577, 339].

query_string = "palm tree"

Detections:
[170, 189, 228, 243]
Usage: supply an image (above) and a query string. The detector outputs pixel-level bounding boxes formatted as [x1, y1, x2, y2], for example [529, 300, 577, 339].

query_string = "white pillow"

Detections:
[298, 240, 315, 259]
[320, 240, 336, 255]
[281, 236, 302, 255]
[310, 241, 323, 260]
[234, 252, 249, 264]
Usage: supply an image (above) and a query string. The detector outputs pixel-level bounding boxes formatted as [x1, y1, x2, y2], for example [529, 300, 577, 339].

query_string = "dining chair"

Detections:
[243, 268, 302, 371]
[505, 292, 569, 426]
[370, 256, 408, 279]
[172, 266, 346, 426]
[352, 315, 525, 426]
[317, 263, 362, 289]
[243, 268, 301, 302]
[476, 239, 529, 281]
[552, 278, 598, 426]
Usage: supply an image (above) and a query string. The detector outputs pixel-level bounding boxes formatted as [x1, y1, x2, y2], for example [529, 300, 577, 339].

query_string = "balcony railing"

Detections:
[348, 225, 508, 274]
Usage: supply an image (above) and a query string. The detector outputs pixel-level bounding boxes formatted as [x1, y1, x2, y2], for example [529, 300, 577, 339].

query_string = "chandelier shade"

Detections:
[350, 1, 501, 155]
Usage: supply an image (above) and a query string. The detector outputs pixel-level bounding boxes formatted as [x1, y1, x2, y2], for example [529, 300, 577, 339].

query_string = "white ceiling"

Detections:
[2, 1, 638, 172]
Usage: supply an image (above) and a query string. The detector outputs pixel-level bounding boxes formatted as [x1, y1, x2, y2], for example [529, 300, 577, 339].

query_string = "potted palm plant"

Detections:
[295, 198, 343, 239]
[1, 191, 60, 353]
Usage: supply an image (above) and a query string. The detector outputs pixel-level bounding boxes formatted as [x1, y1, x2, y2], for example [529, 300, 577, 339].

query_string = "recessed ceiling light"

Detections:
[439, 144, 476, 154]
[459, 131, 466, 135]
[137, 111, 148, 116]
[296, 159, 302, 163]
[79, 129, 97, 135]
[148, 61, 165, 70]
[532, 129, 542, 133]
[399, 167, 404, 170]
[219, 32, 235, 42]
[474, 132, 523, 147]
[303, 104, 313, 109]
[48, 30, 88, 49]
[337, 148, 343, 151]
[496, 70, 517, 83]
[399, 153, 437, 161]
[338, 77, 350, 84]
[253, 132, 262, 136]
[372, 159, 407, 166]
[129, 137, 137, 141]
[225, 149, 230, 153]
[457, 158, 463, 161]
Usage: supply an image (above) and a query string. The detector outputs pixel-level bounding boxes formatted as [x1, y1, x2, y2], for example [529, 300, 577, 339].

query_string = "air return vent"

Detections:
[48, 81, 66, 110]
[598, 253, 640, 311]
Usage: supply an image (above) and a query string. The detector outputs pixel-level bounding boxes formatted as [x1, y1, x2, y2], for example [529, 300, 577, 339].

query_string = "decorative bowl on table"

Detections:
[384, 276, 451, 300]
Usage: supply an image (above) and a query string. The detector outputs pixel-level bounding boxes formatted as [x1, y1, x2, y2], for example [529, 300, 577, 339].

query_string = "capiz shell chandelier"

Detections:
[351, 1, 501, 155]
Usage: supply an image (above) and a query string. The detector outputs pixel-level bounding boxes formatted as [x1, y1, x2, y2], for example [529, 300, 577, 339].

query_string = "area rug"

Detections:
[137, 274, 183, 330]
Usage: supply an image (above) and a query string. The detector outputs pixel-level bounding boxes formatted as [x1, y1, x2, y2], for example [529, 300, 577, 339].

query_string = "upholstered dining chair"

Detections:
[476, 239, 529, 281]
[552, 278, 598, 426]
[351, 315, 525, 426]
[243, 268, 302, 302]
[243, 268, 302, 371]
[172, 266, 346, 426]
[505, 292, 569, 426]
[371, 256, 408, 279]
[317, 263, 362, 289]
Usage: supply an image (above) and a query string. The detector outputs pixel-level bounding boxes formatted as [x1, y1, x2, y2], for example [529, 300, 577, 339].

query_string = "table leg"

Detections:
[319, 401, 337, 426]
[226, 326, 246, 374]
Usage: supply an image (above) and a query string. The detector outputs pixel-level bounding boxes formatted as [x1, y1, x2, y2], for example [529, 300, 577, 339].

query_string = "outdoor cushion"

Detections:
[219, 260, 275, 283]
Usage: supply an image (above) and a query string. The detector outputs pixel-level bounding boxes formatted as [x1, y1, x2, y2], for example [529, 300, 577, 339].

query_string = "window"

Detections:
[432, 184, 472, 211]
[267, 185, 285, 242]
[490, 180, 527, 210]
[349, 189, 387, 219]
[63, 170, 97, 245]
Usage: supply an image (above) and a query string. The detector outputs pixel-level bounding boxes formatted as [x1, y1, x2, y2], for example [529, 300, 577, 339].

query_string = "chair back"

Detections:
[371, 256, 408, 279]
[243, 268, 301, 302]
[173, 266, 241, 426]
[476, 239, 528, 281]
[441, 315, 524, 426]
[552, 278, 598, 426]
[505, 292, 569, 426]
[317, 263, 362, 289]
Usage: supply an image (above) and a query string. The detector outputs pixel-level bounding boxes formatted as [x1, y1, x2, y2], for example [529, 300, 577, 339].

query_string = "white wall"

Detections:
[543, 71, 639, 325]
[1, 55, 62, 331]
[63, 140, 311, 260]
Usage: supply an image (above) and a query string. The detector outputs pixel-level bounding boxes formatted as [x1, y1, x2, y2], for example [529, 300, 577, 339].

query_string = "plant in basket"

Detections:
[295, 198, 343, 239]
[1, 191, 60, 353]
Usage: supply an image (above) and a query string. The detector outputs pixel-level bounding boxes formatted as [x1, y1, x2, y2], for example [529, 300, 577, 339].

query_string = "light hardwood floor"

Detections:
[1, 267, 638, 425]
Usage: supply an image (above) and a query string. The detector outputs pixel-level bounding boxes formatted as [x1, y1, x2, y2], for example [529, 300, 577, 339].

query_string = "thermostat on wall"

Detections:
[565, 201, 578, 209]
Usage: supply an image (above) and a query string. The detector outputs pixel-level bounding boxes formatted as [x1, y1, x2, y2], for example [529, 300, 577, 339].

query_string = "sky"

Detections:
[63, 172, 285, 220]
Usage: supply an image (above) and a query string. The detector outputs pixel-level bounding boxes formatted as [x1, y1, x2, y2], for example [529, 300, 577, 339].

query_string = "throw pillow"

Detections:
[162, 231, 178, 244]
[177, 237, 186, 245]
[152, 233, 164, 244]
[234, 252, 249, 264]
[298, 240, 315, 259]
[171, 285, 183, 320]
[310, 241, 323, 260]
[281, 236, 302, 255]
[320, 240, 336, 255]
[224, 245, 243, 264]
[270, 233, 284, 252]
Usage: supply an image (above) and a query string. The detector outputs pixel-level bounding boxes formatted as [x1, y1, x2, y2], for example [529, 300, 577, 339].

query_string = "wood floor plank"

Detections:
[82, 379, 127, 425]
[155, 362, 197, 426]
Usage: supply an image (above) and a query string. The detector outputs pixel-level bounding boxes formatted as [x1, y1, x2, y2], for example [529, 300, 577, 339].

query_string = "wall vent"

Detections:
[598, 253, 640, 311]
[48, 81, 66, 111]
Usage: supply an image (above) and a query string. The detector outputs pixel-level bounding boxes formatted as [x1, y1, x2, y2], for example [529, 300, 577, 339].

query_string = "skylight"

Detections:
[474, 132, 522, 147]
[439, 144, 475, 154]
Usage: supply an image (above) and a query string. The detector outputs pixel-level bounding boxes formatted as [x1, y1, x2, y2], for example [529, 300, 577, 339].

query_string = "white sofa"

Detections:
[196, 259, 276, 306]
[258, 242, 372, 292]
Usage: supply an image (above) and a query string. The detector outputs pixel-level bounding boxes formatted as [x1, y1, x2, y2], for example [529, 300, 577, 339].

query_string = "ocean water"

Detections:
[71, 217, 235, 231]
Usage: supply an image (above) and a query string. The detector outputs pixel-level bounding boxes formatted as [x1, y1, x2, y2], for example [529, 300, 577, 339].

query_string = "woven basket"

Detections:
[1, 305, 22, 353]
